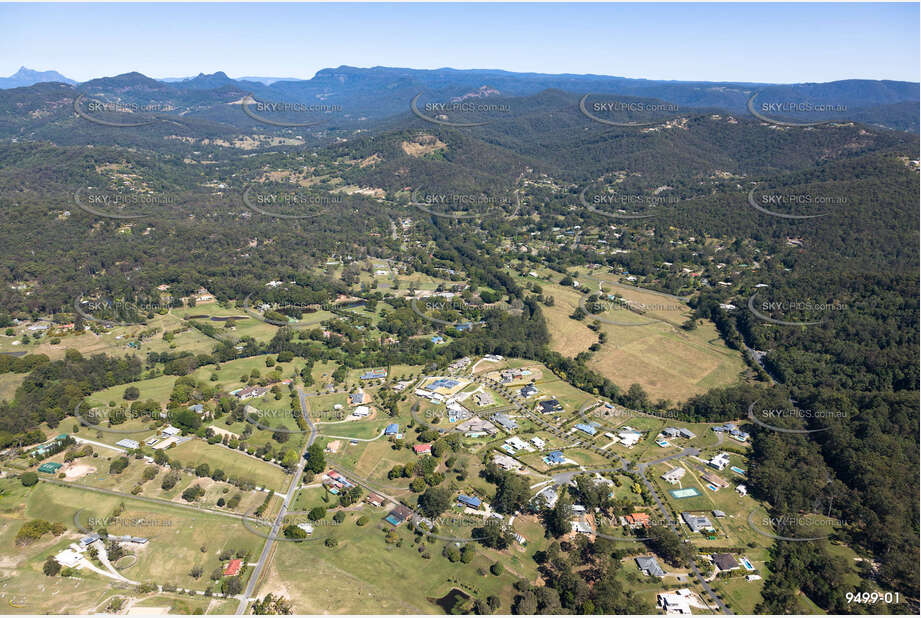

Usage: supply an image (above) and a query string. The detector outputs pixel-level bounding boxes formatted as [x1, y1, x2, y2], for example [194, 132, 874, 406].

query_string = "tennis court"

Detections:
[669, 487, 702, 499]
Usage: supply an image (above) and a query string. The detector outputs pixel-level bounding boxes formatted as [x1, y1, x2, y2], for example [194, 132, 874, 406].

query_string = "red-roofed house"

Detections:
[625, 512, 651, 528]
[413, 443, 432, 455]
[223, 559, 242, 577]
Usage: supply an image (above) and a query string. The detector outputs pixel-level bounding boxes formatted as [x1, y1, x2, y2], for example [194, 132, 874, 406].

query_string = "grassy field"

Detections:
[167, 441, 289, 491]
[0, 372, 25, 402]
[85, 375, 178, 408]
[256, 507, 545, 614]
[520, 269, 749, 404]
[0, 479, 266, 608]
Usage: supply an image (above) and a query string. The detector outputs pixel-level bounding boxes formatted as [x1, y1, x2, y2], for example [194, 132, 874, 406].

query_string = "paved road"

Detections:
[235, 387, 317, 615]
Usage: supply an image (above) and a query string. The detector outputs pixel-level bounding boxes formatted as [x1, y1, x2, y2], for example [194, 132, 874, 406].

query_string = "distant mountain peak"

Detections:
[0, 66, 76, 89]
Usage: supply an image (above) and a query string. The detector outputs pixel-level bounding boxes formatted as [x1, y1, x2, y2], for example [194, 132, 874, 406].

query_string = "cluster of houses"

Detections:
[712, 422, 750, 442]
[113, 424, 185, 452]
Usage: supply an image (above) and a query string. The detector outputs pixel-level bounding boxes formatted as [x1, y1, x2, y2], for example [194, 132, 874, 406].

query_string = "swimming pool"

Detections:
[730, 466, 746, 475]
[706, 483, 719, 491]
[740, 557, 754, 570]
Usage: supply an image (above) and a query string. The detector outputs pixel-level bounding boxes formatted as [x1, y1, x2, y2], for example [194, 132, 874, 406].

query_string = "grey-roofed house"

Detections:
[520, 384, 538, 397]
[662, 427, 681, 438]
[492, 412, 518, 432]
[679, 428, 697, 439]
[635, 555, 665, 578]
[681, 512, 715, 533]
[713, 553, 740, 571]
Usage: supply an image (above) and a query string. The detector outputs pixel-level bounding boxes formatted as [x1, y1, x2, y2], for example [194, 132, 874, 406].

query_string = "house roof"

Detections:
[223, 558, 243, 576]
[413, 443, 432, 454]
[457, 494, 482, 508]
[384, 423, 399, 434]
[714, 553, 740, 570]
[635, 555, 665, 577]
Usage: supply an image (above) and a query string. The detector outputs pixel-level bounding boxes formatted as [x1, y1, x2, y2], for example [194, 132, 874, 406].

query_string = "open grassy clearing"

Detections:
[0, 372, 25, 402]
[522, 269, 748, 404]
[256, 510, 543, 614]
[1, 480, 265, 598]
[167, 441, 289, 491]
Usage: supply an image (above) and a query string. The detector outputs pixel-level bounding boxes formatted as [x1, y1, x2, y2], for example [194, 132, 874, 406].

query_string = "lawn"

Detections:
[167, 440, 289, 491]
[256, 508, 542, 614]
[0, 371, 25, 402]
[2, 481, 266, 597]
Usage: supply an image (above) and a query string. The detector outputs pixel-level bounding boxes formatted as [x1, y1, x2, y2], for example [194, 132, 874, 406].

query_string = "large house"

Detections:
[636, 555, 665, 577]
[662, 467, 686, 484]
[657, 591, 692, 615]
[713, 553, 740, 572]
[709, 452, 731, 470]
[235, 385, 268, 401]
[492, 412, 518, 432]
[537, 398, 563, 414]
[681, 512, 715, 533]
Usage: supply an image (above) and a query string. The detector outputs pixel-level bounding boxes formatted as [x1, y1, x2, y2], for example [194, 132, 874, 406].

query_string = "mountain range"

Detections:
[1, 65, 917, 131]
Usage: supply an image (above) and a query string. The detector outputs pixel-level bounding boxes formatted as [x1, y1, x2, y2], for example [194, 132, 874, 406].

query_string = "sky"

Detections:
[1, 2, 918, 84]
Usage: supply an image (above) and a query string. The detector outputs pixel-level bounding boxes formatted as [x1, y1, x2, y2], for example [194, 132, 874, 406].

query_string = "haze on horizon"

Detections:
[1, 2, 918, 84]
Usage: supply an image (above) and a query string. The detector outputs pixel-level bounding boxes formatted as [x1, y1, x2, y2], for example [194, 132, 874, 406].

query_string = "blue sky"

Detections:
[1, 2, 918, 83]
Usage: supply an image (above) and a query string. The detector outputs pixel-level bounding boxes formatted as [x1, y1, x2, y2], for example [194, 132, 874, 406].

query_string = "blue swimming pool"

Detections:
[740, 557, 754, 570]
[730, 466, 746, 475]
[706, 483, 719, 491]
